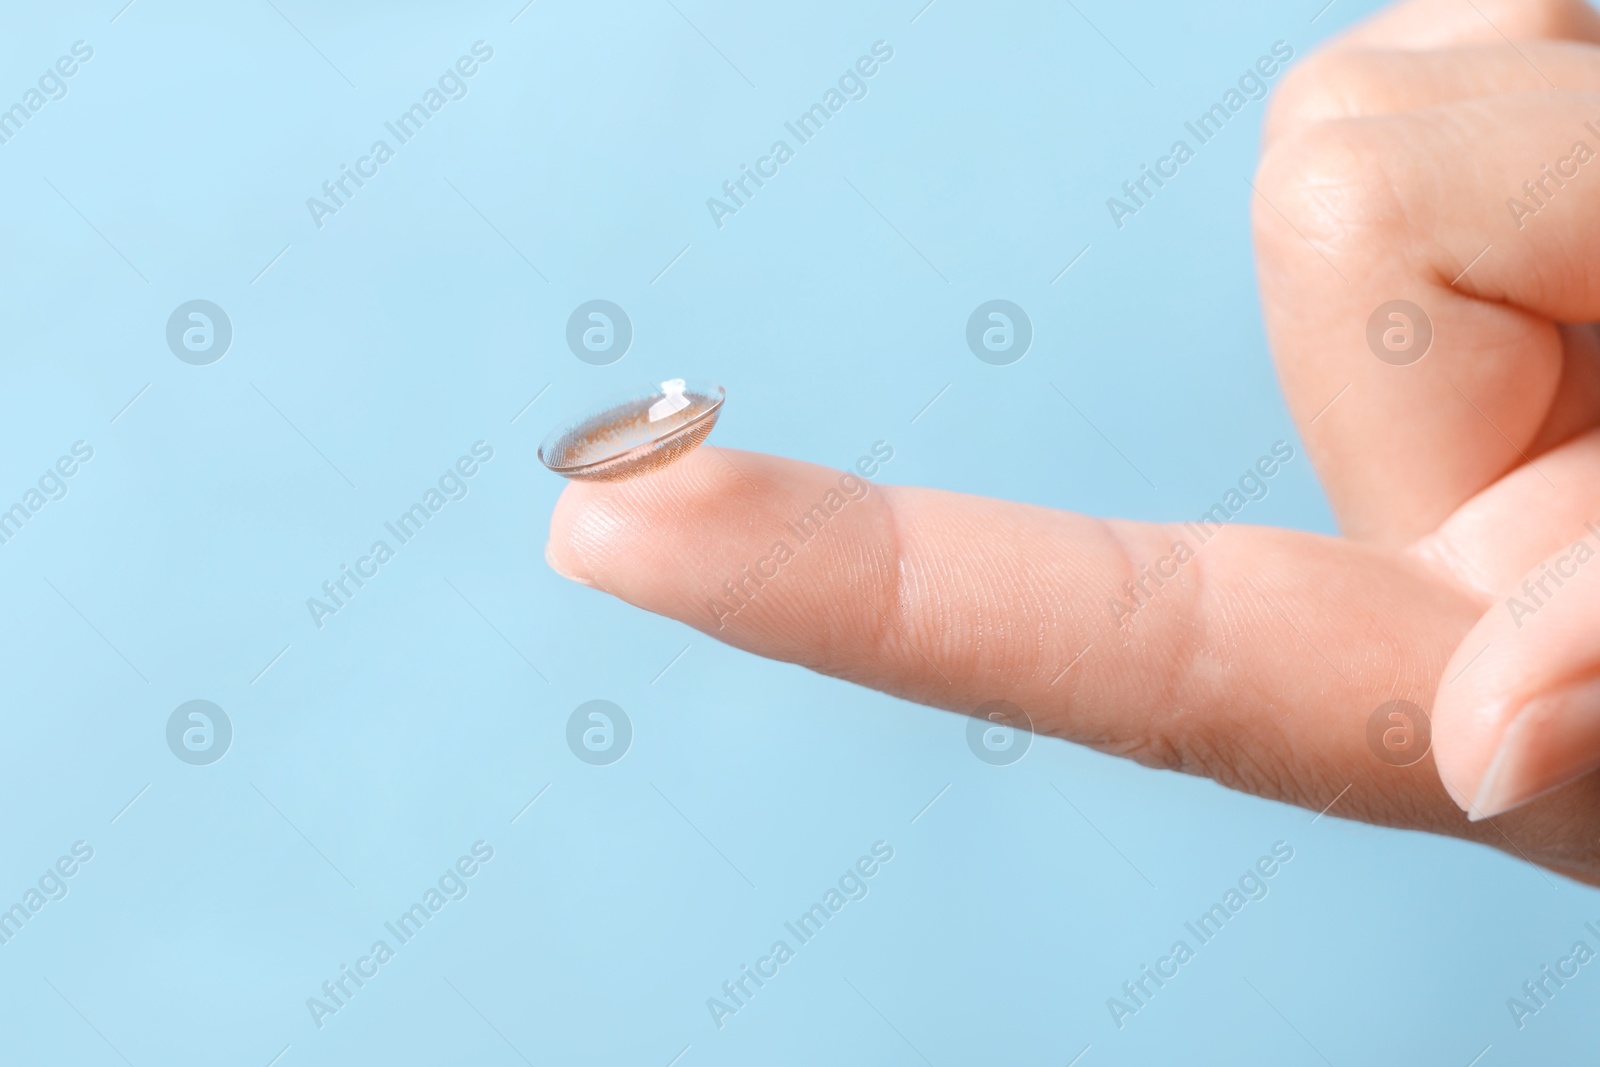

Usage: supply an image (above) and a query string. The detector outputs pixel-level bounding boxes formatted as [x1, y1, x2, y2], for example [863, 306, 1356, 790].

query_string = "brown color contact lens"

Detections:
[538, 379, 725, 482]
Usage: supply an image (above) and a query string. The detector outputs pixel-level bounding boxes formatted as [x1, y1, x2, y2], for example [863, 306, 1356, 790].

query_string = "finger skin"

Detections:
[1412, 428, 1600, 598]
[1254, 91, 1600, 545]
[1434, 518, 1600, 819]
[540, 0, 1600, 885]
[1267, 41, 1600, 147]
[1252, 0, 1600, 861]
[541, 448, 1600, 881]
[1330, 0, 1600, 53]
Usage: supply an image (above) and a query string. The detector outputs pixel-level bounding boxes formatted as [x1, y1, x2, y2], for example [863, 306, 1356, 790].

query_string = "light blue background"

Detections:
[0, 0, 1594, 1064]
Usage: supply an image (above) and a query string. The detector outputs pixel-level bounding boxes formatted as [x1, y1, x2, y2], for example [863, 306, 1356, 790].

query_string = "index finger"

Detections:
[545, 448, 1517, 843]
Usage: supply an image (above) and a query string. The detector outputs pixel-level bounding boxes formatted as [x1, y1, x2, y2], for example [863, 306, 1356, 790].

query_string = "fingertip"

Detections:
[545, 480, 597, 586]
[1431, 659, 1519, 816]
[541, 447, 780, 597]
[1464, 676, 1600, 820]
[1422, 607, 1521, 815]
[1430, 553, 1600, 818]
[544, 534, 593, 587]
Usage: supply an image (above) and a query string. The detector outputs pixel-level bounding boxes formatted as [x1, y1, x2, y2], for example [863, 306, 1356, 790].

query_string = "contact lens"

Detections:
[538, 379, 725, 482]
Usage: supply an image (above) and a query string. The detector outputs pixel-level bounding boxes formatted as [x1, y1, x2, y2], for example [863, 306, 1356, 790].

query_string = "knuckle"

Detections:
[1480, 0, 1599, 38]
[1192, 728, 1300, 801]
[1095, 533, 1253, 783]
[1265, 50, 1365, 137]
[1105, 708, 1302, 803]
[1252, 118, 1411, 264]
[1104, 732, 1191, 774]
[805, 487, 920, 688]
[1100, 539, 1326, 807]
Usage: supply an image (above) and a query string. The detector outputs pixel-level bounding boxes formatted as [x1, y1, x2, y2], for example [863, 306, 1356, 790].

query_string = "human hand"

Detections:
[545, 0, 1600, 884]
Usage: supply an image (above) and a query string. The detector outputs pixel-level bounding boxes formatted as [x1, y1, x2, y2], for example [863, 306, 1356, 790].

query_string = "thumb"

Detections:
[1432, 523, 1600, 819]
